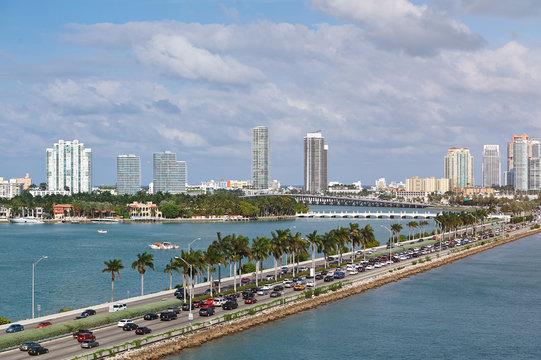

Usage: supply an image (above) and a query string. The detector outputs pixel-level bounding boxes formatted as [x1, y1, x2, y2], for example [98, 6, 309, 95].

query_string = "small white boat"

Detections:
[91, 217, 119, 223]
[148, 242, 180, 250]
[97, 229, 108, 234]
[9, 217, 44, 224]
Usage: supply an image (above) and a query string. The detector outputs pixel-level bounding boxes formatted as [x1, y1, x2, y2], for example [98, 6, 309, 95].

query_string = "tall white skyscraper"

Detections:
[46, 139, 92, 193]
[513, 139, 529, 191]
[304, 131, 328, 194]
[252, 126, 270, 189]
[117, 154, 141, 195]
[153, 151, 186, 194]
[444, 147, 474, 189]
[482, 145, 501, 188]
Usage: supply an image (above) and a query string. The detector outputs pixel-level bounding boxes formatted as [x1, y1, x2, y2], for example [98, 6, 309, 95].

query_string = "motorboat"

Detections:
[148, 242, 180, 250]
[91, 217, 119, 223]
[97, 229, 108, 234]
[9, 217, 44, 224]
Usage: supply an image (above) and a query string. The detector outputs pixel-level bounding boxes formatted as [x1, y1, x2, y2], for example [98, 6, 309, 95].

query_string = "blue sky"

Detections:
[2, 0, 541, 187]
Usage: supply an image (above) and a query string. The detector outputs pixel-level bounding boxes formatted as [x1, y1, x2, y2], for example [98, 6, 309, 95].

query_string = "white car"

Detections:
[374, 262, 382, 268]
[365, 264, 375, 270]
[260, 284, 272, 291]
[349, 269, 358, 275]
[213, 298, 225, 307]
[109, 303, 127, 312]
[117, 319, 134, 327]
[298, 266, 309, 272]
[284, 280, 293, 288]
[306, 280, 316, 287]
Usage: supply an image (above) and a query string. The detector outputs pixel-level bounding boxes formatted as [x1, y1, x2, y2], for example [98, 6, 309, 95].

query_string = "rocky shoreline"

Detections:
[112, 227, 541, 360]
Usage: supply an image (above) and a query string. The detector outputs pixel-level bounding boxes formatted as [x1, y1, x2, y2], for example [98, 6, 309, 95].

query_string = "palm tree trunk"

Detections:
[274, 258, 278, 280]
[183, 274, 187, 300]
[292, 252, 295, 276]
[218, 265, 222, 293]
[233, 262, 237, 292]
[207, 265, 211, 297]
[111, 278, 115, 302]
[169, 273, 173, 290]
[141, 273, 144, 296]
[255, 260, 259, 286]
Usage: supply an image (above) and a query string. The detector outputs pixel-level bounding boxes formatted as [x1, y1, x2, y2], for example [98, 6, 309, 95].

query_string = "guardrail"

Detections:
[70, 281, 350, 360]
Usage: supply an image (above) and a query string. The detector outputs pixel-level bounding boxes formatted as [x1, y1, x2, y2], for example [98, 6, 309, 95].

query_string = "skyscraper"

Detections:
[444, 147, 474, 189]
[304, 131, 328, 194]
[252, 126, 270, 189]
[153, 151, 186, 194]
[46, 139, 92, 193]
[513, 139, 529, 191]
[507, 134, 530, 172]
[482, 145, 501, 188]
[117, 154, 141, 195]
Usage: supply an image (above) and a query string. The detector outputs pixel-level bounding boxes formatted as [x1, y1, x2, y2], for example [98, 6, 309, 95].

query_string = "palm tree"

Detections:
[418, 220, 429, 239]
[213, 232, 229, 293]
[318, 231, 337, 268]
[203, 245, 222, 297]
[359, 225, 375, 260]
[305, 230, 322, 272]
[288, 232, 308, 276]
[334, 227, 350, 263]
[251, 236, 270, 286]
[270, 229, 289, 280]
[163, 258, 180, 290]
[348, 223, 361, 263]
[131, 251, 155, 296]
[176, 249, 191, 300]
[102, 259, 124, 302]
[390, 223, 403, 247]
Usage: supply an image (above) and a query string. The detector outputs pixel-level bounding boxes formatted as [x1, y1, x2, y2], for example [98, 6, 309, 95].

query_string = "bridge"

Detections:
[296, 211, 438, 219]
[243, 194, 430, 208]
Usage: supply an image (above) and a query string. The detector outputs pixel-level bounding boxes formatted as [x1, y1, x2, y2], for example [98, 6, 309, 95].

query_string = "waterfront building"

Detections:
[482, 145, 501, 188]
[304, 131, 328, 194]
[252, 126, 270, 190]
[531, 139, 541, 158]
[405, 176, 449, 193]
[513, 139, 529, 191]
[375, 178, 386, 190]
[444, 147, 474, 189]
[128, 201, 163, 219]
[46, 140, 92, 194]
[153, 151, 186, 194]
[29, 189, 71, 197]
[13, 173, 31, 190]
[53, 203, 74, 220]
[117, 154, 141, 195]
[0, 178, 23, 199]
[528, 158, 541, 190]
[507, 134, 530, 172]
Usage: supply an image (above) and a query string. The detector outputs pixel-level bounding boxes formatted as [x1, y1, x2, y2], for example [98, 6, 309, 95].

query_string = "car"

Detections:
[306, 280, 316, 287]
[35, 321, 52, 328]
[167, 306, 181, 314]
[298, 266, 309, 272]
[222, 300, 238, 310]
[109, 303, 127, 312]
[283, 279, 294, 287]
[81, 339, 99, 348]
[293, 284, 306, 291]
[315, 274, 323, 280]
[242, 289, 253, 298]
[82, 309, 97, 317]
[257, 288, 269, 296]
[270, 291, 282, 297]
[244, 296, 258, 304]
[144, 312, 159, 320]
[273, 285, 284, 292]
[213, 297, 226, 307]
[123, 323, 138, 331]
[264, 274, 275, 281]
[19, 342, 40, 351]
[173, 287, 184, 296]
[182, 302, 195, 311]
[28, 346, 48, 356]
[192, 300, 203, 308]
[135, 326, 151, 335]
[160, 311, 177, 321]
[241, 277, 251, 285]
[281, 266, 289, 273]
[77, 333, 96, 342]
[73, 329, 92, 338]
[324, 276, 334, 282]
[349, 269, 358, 275]
[117, 319, 134, 327]
[6, 324, 24, 333]
[199, 307, 215, 316]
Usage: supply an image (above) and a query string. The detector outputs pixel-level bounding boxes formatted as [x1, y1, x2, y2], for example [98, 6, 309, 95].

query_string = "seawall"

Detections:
[113, 227, 541, 360]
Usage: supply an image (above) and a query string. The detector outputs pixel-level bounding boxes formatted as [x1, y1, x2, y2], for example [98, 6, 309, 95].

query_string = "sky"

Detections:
[2, 0, 541, 187]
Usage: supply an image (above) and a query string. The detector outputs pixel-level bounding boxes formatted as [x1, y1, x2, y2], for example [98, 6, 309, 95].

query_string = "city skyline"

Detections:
[252, 126, 270, 189]
[2, 1, 541, 185]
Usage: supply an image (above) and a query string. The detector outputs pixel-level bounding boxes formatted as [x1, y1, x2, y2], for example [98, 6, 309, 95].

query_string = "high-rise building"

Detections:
[444, 147, 474, 189]
[153, 151, 186, 194]
[482, 145, 501, 188]
[304, 131, 328, 194]
[252, 126, 270, 189]
[529, 158, 541, 190]
[46, 140, 92, 194]
[507, 134, 530, 173]
[513, 139, 529, 191]
[117, 154, 141, 195]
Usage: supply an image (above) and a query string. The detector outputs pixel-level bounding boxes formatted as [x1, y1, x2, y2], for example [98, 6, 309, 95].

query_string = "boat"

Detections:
[97, 229, 108, 234]
[91, 217, 119, 223]
[148, 242, 180, 250]
[9, 217, 44, 224]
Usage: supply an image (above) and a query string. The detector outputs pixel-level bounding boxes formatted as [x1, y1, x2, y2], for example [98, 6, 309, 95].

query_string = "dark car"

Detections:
[19, 342, 40, 351]
[244, 296, 257, 304]
[222, 300, 238, 310]
[270, 291, 282, 297]
[273, 285, 284, 292]
[123, 323, 138, 331]
[82, 309, 96, 316]
[6, 324, 24, 333]
[77, 333, 96, 342]
[315, 274, 323, 280]
[81, 339, 99, 349]
[167, 306, 181, 314]
[144, 312, 159, 320]
[199, 307, 215, 317]
[28, 346, 48, 356]
[242, 290, 253, 299]
[182, 302, 195, 311]
[135, 326, 151, 335]
[333, 272, 345, 279]
[324, 276, 334, 282]
[160, 311, 177, 321]
[73, 329, 92, 339]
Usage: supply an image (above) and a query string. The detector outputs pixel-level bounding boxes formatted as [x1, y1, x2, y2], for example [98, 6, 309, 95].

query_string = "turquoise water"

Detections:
[0, 206, 437, 320]
[171, 233, 541, 360]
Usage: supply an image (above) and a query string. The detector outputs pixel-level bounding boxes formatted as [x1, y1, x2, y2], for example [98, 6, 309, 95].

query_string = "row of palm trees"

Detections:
[434, 210, 490, 240]
[102, 224, 379, 302]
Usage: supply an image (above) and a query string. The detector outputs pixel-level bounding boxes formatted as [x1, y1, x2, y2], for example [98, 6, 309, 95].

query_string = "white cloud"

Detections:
[431, 0, 541, 18]
[312, 0, 484, 55]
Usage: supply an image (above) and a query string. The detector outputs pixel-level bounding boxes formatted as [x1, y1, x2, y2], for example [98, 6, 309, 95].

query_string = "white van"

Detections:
[109, 303, 127, 312]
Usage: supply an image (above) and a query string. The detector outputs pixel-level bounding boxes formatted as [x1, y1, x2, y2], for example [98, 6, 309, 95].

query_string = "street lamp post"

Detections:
[304, 238, 316, 278]
[188, 237, 201, 251]
[32, 256, 47, 319]
[175, 256, 193, 324]
[380, 225, 392, 263]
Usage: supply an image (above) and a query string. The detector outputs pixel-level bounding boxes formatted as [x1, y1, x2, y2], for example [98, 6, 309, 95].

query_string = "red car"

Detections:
[35, 322, 52, 328]
[192, 300, 202, 308]
[135, 327, 151, 335]
[201, 302, 215, 309]
[244, 297, 257, 304]
[241, 277, 251, 285]
[77, 333, 96, 343]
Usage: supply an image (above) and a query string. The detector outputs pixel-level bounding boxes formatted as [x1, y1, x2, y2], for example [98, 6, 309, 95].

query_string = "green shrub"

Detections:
[0, 317, 11, 325]
[425, 256, 431, 262]
[412, 260, 417, 265]
[313, 287, 322, 296]
[304, 289, 314, 299]
[58, 307, 72, 313]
